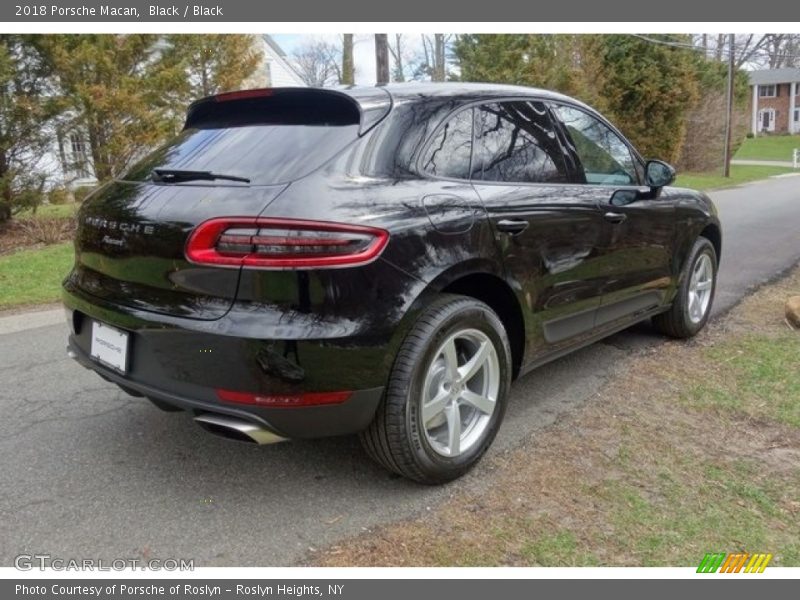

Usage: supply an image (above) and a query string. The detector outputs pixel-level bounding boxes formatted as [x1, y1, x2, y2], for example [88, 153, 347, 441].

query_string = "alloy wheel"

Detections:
[420, 328, 500, 457]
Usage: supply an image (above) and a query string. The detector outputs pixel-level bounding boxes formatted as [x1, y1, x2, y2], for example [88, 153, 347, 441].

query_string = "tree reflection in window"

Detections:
[552, 105, 637, 186]
[473, 102, 568, 184]
[421, 108, 473, 179]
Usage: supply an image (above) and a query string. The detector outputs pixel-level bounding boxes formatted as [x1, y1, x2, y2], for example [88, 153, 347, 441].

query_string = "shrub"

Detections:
[47, 187, 70, 205]
[18, 217, 75, 245]
[0, 173, 46, 222]
[72, 185, 97, 203]
[746, 132, 755, 139]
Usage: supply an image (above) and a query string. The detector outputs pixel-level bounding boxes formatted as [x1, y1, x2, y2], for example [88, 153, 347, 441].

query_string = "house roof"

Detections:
[748, 68, 800, 85]
[261, 34, 306, 86]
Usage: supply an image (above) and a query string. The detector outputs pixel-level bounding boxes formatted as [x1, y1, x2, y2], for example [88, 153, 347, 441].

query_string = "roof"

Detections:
[263, 34, 288, 58]
[261, 35, 306, 86]
[376, 81, 578, 104]
[340, 82, 601, 123]
[748, 68, 800, 85]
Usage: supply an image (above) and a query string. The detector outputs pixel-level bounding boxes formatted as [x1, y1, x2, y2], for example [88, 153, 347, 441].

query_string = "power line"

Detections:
[630, 33, 800, 63]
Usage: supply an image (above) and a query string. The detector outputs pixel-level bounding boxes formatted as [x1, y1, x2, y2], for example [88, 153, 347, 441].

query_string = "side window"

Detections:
[552, 105, 638, 186]
[420, 108, 473, 179]
[473, 101, 569, 184]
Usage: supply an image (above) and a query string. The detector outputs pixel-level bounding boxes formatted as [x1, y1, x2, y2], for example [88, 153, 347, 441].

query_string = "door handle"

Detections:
[496, 219, 529, 235]
[603, 212, 627, 224]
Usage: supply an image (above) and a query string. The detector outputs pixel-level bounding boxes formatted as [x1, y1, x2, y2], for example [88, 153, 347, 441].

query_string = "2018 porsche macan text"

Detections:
[63, 84, 721, 483]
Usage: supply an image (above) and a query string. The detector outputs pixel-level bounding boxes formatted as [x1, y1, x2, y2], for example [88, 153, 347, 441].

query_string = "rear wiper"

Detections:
[151, 169, 250, 184]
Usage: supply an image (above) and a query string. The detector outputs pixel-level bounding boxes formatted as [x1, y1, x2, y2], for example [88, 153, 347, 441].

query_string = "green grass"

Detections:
[735, 134, 800, 161]
[686, 334, 800, 427]
[17, 203, 80, 220]
[0, 242, 73, 308]
[675, 164, 796, 191]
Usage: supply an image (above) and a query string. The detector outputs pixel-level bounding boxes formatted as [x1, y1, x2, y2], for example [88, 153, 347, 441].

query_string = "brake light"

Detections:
[216, 388, 352, 408]
[214, 89, 274, 102]
[185, 217, 389, 269]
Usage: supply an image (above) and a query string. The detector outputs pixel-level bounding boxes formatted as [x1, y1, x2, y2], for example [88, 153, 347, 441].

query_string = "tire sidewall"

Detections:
[403, 302, 511, 479]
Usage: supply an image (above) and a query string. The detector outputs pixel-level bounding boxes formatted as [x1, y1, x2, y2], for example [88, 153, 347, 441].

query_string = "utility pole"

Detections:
[723, 33, 735, 178]
[375, 34, 389, 85]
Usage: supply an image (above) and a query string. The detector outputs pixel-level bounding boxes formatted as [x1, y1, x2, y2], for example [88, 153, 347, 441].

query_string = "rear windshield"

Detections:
[121, 123, 360, 186]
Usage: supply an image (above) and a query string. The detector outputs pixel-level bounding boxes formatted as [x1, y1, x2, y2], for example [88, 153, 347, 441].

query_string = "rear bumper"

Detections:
[67, 337, 383, 438]
[63, 286, 389, 439]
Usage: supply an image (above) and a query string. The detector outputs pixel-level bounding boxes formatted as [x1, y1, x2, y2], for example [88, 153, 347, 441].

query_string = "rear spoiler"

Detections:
[185, 87, 392, 136]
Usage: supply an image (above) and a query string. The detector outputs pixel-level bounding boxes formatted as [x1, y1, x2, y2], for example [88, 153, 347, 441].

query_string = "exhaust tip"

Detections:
[194, 413, 287, 445]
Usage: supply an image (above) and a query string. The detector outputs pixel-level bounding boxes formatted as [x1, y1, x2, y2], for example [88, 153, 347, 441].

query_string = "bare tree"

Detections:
[415, 34, 452, 81]
[388, 34, 406, 82]
[764, 34, 800, 68]
[375, 34, 390, 85]
[292, 39, 341, 87]
[700, 34, 787, 68]
[342, 34, 354, 85]
[731, 35, 772, 68]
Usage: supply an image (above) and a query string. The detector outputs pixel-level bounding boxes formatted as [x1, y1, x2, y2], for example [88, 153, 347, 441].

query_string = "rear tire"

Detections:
[360, 294, 512, 484]
[652, 236, 717, 338]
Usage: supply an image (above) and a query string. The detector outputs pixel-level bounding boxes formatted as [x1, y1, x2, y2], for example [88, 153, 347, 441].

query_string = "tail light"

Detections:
[185, 217, 389, 269]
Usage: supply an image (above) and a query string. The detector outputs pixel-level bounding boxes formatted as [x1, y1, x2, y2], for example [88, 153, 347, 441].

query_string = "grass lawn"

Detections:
[17, 202, 80, 220]
[0, 242, 73, 309]
[316, 266, 800, 567]
[675, 164, 797, 191]
[735, 135, 800, 161]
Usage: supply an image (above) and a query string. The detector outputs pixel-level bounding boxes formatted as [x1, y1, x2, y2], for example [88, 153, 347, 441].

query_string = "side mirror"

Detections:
[645, 160, 676, 189]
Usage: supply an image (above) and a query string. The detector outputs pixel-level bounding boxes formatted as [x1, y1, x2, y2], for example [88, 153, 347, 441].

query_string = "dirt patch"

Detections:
[313, 266, 800, 567]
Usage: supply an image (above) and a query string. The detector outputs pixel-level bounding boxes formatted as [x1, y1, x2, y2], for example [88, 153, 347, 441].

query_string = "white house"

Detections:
[245, 35, 307, 88]
[43, 35, 306, 190]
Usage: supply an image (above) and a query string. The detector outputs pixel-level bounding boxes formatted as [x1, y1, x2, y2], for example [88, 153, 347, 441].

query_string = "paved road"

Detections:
[731, 159, 797, 168]
[2, 175, 799, 567]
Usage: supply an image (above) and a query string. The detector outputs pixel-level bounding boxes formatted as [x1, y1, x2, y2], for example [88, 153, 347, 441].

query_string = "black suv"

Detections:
[63, 84, 721, 483]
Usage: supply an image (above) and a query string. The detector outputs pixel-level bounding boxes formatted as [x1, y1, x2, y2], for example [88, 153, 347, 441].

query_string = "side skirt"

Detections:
[517, 304, 671, 379]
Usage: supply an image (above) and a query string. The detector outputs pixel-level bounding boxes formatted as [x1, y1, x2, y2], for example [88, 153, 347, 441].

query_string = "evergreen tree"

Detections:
[38, 34, 186, 182]
[0, 35, 61, 221]
[454, 34, 702, 163]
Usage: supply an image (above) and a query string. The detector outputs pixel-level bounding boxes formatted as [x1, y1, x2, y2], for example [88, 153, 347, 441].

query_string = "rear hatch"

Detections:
[68, 88, 388, 320]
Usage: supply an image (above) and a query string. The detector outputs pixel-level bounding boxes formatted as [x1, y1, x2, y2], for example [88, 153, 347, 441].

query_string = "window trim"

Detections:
[415, 95, 583, 186]
[547, 100, 645, 187]
[759, 84, 777, 98]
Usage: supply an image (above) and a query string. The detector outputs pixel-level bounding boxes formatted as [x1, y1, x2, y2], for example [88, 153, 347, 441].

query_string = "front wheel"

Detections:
[653, 236, 718, 338]
[360, 294, 512, 484]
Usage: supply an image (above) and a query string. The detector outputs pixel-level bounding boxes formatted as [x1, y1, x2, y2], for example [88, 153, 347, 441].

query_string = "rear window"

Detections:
[122, 124, 359, 186]
[122, 91, 361, 186]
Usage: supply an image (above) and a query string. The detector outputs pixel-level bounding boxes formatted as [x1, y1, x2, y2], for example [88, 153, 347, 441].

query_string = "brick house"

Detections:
[749, 68, 800, 135]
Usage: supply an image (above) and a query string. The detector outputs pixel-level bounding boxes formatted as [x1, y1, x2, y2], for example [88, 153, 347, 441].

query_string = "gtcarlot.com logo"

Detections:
[14, 554, 194, 571]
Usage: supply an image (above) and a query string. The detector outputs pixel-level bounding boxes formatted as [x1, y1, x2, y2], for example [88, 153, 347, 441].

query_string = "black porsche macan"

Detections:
[63, 83, 721, 483]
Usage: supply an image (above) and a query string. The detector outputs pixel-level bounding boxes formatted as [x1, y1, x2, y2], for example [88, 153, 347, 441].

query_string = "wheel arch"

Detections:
[387, 260, 526, 380]
[699, 222, 722, 266]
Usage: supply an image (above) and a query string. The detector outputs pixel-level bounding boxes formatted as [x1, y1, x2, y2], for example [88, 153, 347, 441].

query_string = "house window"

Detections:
[69, 133, 91, 179]
[759, 84, 777, 98]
